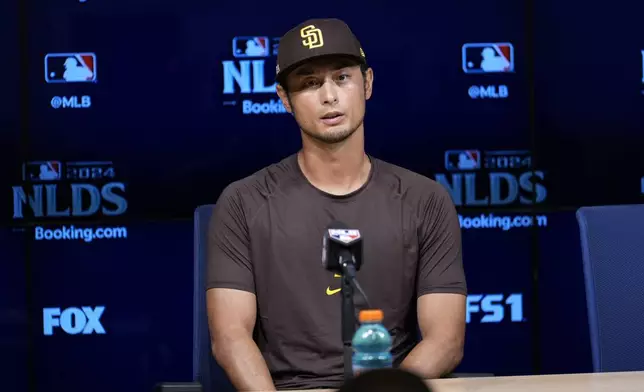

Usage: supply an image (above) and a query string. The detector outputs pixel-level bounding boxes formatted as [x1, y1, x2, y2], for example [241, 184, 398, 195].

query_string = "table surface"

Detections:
[292, 371, 644, 392]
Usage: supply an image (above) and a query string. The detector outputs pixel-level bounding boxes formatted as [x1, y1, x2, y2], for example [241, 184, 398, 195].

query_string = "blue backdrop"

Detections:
[28, 222, 193, 392]
[0, 228, 28, 392]
[1, 0, 643, 390]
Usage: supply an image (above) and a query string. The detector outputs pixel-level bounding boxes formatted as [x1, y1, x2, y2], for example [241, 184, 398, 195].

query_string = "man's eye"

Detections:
[338, 74, 350, 81]
[304, 79, 318, 87]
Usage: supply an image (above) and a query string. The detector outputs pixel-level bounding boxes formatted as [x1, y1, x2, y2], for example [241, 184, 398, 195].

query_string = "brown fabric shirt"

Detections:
[207, 153, 466, 390]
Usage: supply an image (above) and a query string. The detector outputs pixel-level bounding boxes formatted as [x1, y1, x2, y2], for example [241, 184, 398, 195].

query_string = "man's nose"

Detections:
[319, 79, 339, 105]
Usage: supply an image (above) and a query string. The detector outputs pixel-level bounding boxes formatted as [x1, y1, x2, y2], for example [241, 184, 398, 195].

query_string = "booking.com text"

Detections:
[34, 225, 127, 242]
[458, 214, 547, 231]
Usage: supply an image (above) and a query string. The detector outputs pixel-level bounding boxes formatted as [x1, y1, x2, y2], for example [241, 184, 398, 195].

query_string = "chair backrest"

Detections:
[193, 205, 235, 392]
[576, 204, 644, 372]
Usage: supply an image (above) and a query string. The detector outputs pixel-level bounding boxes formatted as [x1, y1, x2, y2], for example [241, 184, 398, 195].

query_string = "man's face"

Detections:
[277, 56, 373, 144]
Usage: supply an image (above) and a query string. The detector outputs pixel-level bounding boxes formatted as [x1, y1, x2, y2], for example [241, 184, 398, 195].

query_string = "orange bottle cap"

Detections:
[359, 309, 384, 323]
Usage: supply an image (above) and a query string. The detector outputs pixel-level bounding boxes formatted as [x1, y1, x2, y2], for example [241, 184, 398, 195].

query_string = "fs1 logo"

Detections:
[12, 160, 128, 219]
[466, 294, 524, 324]
[43, 306, 106, 336]
[222, 36, 287, 115]
[436, 150, 547, 206]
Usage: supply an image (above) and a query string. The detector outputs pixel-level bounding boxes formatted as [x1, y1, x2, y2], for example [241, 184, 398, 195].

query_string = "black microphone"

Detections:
[322, 220, 363, 278]
[323, 220, 373, 381]
[322, 221, 372, 308]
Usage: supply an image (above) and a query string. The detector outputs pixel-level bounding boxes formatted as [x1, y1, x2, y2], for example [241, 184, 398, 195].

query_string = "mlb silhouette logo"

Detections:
[232, 37, 270, 58]
[329, 229, 361, 244]
[462, 43, 514, 74]
[23, 161, 63, 181]
[444, 150, 481, 171]
[45, 53, 97, 83]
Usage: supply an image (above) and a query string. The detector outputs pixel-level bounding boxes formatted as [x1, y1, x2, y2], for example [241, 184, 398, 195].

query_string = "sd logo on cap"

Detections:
[300, 25, 324, 49]
[275, 18, 367, 85]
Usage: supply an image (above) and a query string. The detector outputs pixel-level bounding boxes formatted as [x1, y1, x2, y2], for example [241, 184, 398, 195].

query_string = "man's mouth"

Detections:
[321, 111, 343, 119]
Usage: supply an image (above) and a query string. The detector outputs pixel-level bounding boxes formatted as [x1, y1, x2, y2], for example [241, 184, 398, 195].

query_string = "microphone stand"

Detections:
[340, 261, 357, 382]
[339, 254, 377, 382]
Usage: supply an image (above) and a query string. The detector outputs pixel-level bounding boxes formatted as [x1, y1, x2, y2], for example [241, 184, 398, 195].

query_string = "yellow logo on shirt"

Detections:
[326, 287, 341, 295]
[326, 273, 342, 296]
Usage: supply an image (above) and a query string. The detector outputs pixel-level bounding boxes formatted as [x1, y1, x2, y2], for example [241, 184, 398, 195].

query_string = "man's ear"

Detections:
[364, 67, 374, 100]
[276, 84, 293, 113]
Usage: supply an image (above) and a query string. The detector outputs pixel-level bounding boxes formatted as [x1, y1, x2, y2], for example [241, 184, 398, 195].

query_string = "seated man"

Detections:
[206, 17, 467, 391]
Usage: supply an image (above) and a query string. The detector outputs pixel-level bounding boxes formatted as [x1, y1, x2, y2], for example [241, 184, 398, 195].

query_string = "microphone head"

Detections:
[322, 220, 363, 272]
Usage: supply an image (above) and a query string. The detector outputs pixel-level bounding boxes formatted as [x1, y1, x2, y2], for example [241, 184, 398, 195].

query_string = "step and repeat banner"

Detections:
[0, 228, 28, 392]
[1, 0, 642, 390]
[533, 0, 644, 207]
[1, 222, 194, 392]
[0, 0, 20, 222]
[0, 216, 593, 392]
[28, 221, 194, 392]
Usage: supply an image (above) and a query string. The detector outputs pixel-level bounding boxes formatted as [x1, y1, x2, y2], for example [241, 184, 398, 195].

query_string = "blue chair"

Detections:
[576, 204, 644, 372]
[193, 205, 235, 392]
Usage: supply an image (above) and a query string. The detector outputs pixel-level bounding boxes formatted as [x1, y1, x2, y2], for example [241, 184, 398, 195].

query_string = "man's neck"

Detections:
[297, 131, 371, 196]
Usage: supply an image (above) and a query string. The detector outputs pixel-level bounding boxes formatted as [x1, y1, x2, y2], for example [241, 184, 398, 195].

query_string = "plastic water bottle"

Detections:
[351, 309, 393, 376]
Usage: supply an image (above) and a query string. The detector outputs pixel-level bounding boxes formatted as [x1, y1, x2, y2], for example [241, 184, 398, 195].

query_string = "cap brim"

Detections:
[276, 53, 367, 85]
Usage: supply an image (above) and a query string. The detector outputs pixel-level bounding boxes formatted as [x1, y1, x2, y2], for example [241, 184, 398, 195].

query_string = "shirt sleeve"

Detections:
[206, 183, 255, 294]
[416, 184, 467, 298]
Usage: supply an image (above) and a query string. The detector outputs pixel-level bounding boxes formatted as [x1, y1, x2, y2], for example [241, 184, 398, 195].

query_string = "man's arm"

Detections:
[207, 288, 276, 391]
[400, 293, 466, 378]
[206, 183, 275, 391]
[400, 183, 467, 379]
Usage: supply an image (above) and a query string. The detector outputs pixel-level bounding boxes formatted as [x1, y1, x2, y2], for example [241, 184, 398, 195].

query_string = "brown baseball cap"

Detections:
[275, 18, 367, 85]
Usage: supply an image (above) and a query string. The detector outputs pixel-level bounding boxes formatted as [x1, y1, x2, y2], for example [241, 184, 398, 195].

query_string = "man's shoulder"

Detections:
[217, 153, 299, 208]
[373, 157, 451, 202]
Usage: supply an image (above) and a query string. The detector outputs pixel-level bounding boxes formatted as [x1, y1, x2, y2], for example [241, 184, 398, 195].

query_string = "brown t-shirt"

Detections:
[207, 153, 466, 390]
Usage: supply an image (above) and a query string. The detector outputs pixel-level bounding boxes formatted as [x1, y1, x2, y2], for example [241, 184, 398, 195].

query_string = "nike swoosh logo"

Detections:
[326, 287, 341, 296]
[326, 273, 343, 295]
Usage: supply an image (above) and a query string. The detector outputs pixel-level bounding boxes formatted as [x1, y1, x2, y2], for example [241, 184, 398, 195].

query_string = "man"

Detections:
[206, 18, 466, 391]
